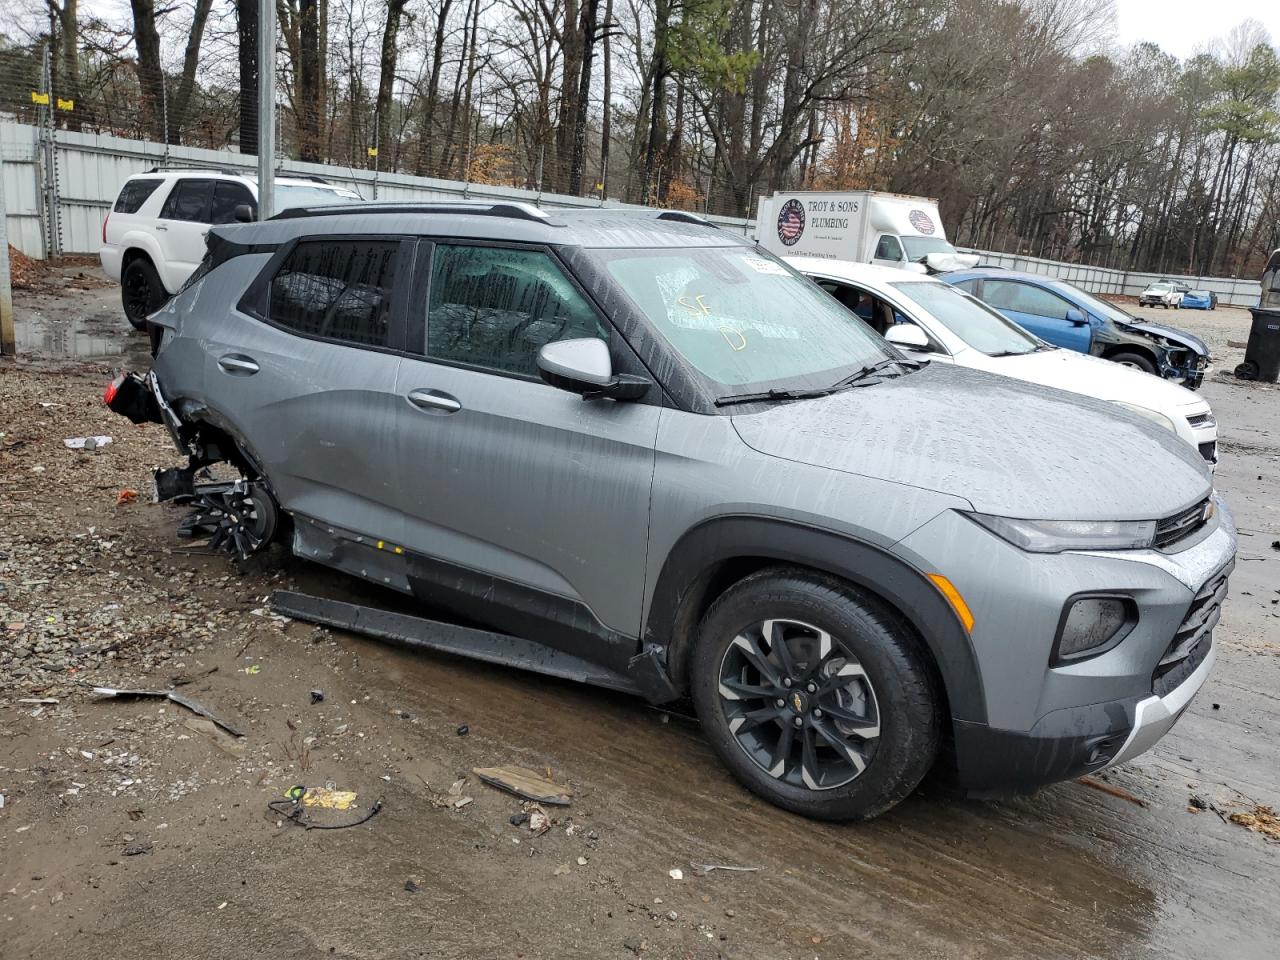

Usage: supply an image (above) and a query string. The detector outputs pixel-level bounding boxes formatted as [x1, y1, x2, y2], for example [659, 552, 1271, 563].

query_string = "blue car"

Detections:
[943, 269, 1210, 388]
[1180, 289, 1216, 310]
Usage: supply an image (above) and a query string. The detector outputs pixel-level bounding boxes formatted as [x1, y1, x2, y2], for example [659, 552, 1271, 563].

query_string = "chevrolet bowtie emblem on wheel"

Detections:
[791, 692, 804, 713]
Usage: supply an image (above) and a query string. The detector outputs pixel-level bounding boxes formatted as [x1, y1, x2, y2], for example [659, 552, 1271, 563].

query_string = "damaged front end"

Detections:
[1119, 322, 1211, 389]
[104, 370, 280, 560]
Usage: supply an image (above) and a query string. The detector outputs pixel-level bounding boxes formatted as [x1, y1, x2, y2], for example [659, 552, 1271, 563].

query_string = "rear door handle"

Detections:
[217, 354, 260, 375]
[155, 224, 168, 232]
[406, 388, 461, 414]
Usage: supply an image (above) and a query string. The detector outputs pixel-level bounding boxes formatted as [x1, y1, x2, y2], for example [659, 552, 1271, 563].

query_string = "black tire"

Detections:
[122, 257, 167, 331]
[689, 567, 941, 821]
[1110, 350, 1158, 375]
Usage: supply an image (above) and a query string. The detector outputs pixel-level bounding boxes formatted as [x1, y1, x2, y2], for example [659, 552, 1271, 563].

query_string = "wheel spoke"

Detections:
[768, 722, 794, 778]
[800, 726, 822, 790]
[718, 677, 778, 701]
[731, 634, 783, 688]
[813, 720, 868, 774]
[818, 702, 880, 738]
[728, 704, 784, 735]
[817, 660, 866, 697]
[762, 619, 797, 678]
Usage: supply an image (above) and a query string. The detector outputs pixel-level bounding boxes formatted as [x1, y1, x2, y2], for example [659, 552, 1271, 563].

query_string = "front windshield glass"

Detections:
[276, 184, 363, 207]
[596, 248, 895, 391]
[892, 281, 1041, 356]
[1189, 289, 1210, 297]
[900, 236, 955, 261]
[1047, 280, 1135, 324]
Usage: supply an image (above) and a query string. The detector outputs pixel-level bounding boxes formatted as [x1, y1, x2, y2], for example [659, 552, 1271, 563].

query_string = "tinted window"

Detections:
[268, 240, 400, 347]
[114, 178, 162, 213]
[426, 245, 606, 376]
[981, 280, 1074, 320]
[874, 235, 903, 261]
[211, 181, 256, 224]
[953, 278, 980, 294]
[159, 180, 214, 222]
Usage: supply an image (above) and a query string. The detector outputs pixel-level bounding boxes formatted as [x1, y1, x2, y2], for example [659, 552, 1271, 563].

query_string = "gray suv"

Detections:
[109, 203, 1236, 820]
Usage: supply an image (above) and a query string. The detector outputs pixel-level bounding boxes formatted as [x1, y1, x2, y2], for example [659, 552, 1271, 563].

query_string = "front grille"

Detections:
[1153, 497, 1211, 549]
[1152, 560, 1232, 696]
[1186, 412, 1215, 429]
[1198, 441, 1217, 463]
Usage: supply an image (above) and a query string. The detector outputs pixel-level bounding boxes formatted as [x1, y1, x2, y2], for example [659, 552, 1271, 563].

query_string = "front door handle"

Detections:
[217, 354, 260, 375]
[406, 388, 462, 414]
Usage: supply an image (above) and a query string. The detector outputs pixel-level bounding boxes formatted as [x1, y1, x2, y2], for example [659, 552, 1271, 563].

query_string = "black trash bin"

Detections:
[1235, 307, 1280, 382]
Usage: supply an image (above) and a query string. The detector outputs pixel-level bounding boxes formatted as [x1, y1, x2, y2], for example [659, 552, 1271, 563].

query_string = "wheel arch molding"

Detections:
[644, 515, 987, 724]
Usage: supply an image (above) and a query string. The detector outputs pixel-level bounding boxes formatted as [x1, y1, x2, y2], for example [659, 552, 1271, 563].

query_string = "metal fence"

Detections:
[0, 120, 752, 259]
[1, 119, 1265, 307]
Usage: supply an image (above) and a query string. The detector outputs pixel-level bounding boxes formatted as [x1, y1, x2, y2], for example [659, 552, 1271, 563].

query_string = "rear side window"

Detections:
[114, 178, 162, 213]
[268, 240, 400, 347]
[981, 280, 1074, 320]
[159, 179, 214, 222]
[211, 181, 256, 224]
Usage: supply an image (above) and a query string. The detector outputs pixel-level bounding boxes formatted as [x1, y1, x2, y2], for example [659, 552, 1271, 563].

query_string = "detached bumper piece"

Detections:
[104, 372, 163, 424]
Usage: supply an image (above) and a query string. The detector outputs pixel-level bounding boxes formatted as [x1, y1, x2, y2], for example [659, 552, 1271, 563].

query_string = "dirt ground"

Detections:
[2, 276, 1279, 960]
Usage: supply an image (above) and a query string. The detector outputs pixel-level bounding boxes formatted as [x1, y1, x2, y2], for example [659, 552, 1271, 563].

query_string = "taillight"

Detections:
[102, 213, 110, 245]
[104, 374, 123, 406]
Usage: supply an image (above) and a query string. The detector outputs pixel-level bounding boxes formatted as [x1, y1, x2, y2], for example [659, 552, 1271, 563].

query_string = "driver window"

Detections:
[426, 245, 607, 377]
[982, 280, 1072, 320]
[874, 235, 904, 261]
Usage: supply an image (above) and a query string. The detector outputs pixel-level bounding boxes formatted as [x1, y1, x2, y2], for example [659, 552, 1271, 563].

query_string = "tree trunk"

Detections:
[297, 0, 323, 162]
[599, 0, 612, 197]
[414, 0, 453, 176]
[171, 0, 215, 144]
[640, 0, 670, 205]
[237, 0, 258, 154]
[375, 0, 409, 168]
[129, 0, 167, 142]
[569, 0, 600, 194]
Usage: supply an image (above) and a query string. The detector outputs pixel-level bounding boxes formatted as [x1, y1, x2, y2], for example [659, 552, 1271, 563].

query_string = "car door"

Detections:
[155, 179, 216, 291]
[815, 277, 951, 362]
[978, 279, 1092, 353]
[196, 236, 413, 540]
[393, 240, 661, 665]
[210, 180, 257, 225]
[871, 234, 906, 269]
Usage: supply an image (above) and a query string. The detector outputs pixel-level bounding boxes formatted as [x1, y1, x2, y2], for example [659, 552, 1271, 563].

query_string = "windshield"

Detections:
[276, 184, 363, 207]
[596, 248, 897, 393]
[1046, 280, 1135, 324]
[1188, 289, 1210, 297]
[892, 281, 1041, 356]
[900, 236, 956, 261]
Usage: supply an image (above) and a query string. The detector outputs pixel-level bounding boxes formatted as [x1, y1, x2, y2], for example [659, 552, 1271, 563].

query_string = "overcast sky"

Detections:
[1115, 0, 1278, 58]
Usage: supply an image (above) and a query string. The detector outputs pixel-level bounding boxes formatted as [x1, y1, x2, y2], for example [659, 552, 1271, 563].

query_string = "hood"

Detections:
[1118, 320, 1209, 357]
[731, 363, 1210, 521]
[973, 348, 1210, 416]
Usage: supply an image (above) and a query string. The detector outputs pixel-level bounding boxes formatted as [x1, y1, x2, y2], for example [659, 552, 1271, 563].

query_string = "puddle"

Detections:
[12, 293, 151, 365]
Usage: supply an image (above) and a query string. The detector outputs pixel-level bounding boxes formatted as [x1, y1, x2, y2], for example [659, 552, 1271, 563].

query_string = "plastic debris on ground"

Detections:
[63, 436, 112, 450]
[116, 489, 138, 505]
[90, 685, 244, 738]
[689, 861, 763, 876]
[301, 787, 358, 811]
[447, 777, 474, 809]
[267, 785, 384, 830]
[526, 802, 552, 836]
[473, 765, 572, 805]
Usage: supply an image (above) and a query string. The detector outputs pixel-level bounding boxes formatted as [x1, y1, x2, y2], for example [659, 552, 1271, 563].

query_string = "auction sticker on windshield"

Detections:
[740, 256, 790, 276]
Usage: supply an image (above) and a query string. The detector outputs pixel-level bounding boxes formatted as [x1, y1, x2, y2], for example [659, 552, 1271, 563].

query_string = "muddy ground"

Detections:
[2, 274, 1278, 960]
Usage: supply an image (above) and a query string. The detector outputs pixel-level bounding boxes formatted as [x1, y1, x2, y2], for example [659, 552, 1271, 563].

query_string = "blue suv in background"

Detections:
[943, 269, 1210, 388]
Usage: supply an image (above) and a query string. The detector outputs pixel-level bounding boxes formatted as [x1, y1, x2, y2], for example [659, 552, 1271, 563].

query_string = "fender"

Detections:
[644, 515, 987, 724]
[119, 231, 173, 293]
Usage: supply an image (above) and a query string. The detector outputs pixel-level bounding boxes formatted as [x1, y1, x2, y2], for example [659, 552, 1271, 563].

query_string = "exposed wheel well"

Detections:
[1101, 343, 1158, 366]
[663, 556, 952, 725]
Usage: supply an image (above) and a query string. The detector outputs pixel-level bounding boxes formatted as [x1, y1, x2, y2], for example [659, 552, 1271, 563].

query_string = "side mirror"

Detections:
[234, 203, 256, 223]
[537, 338, 651, 401]
[1065, 307, 1088, 326]
[885, 323, 930, 350]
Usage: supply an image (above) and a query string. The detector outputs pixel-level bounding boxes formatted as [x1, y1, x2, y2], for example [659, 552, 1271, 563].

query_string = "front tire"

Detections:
[690, 568, 940, 821]
[122, 257, 167, 331]
[1110, 350, 1158, 375]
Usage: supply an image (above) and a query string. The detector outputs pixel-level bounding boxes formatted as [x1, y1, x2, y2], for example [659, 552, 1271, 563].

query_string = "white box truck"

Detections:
[754, 190, 978, 273]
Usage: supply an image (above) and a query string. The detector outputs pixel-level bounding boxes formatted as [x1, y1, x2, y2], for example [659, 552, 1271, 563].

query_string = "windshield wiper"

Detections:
[714, 387, 832, 407]
[827, 357, 919, 391]
[987, 348, 1036, 358]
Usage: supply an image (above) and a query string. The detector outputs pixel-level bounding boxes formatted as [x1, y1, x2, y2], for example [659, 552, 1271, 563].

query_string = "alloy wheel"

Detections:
[124, 268, 153, 320]
[717, 618, 880, 791]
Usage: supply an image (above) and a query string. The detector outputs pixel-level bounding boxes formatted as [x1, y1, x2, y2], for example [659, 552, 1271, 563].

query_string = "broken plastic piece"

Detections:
[63, 436, 112, 450]
[91, 686, 244, 738]
[299, 787, 357, 811]
[474, 765, 572, 806]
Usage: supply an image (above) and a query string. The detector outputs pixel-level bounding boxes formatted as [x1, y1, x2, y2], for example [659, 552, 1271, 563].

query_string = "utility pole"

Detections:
[1, 164, 15, 356]
[257, 0, 276, 220]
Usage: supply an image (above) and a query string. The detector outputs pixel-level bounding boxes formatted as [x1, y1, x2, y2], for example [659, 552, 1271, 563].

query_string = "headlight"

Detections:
[965, 513, 1156, 552]
[1113, 401, 1176, 434]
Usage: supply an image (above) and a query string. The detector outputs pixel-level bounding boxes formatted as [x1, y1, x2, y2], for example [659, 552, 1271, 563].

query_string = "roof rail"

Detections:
[146, 165, 248, 177]
[655, 210, 719, 228]
[269, 201, 553, 223]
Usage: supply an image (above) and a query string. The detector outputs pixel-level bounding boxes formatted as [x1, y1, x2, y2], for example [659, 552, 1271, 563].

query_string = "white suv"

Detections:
[100, 169, 361, 328]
